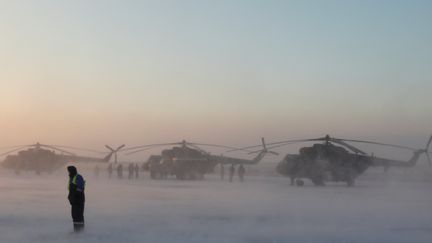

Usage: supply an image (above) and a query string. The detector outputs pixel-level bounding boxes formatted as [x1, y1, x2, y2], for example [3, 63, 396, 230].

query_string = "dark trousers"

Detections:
[71, 203, 85, 232]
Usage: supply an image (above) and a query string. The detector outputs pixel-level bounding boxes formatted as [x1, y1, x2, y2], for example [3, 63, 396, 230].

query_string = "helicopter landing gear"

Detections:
[346, 178, 355, 187]
[345, 169, 355, 187]
[290, 177, 295, 186]
[346, 175, 355, 187]
[295, 179, 304, 186]
[311, 175, 325, 186]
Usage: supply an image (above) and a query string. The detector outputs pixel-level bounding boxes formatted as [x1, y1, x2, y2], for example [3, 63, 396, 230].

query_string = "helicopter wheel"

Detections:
[176, 172, 185, 180]
[295, 179, 304, 186]
[311, 176, 325, 186]
[346, 177, 355, 187]
[345, 170, 355, 187]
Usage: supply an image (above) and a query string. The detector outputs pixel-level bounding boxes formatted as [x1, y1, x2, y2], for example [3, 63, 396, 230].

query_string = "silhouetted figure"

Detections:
[117, 164, 123, 179]
[67, 166, 85, 233]
[107, 163, 113, 179]
[238, 164, 245, 182]
[220, 164, 225, 180]
[94, 165, 100, 178]
[134, 164, 139, 178]
[229, 164, 235, 182]
[128, 163, 134, 179]
[141, 162, 147, 172]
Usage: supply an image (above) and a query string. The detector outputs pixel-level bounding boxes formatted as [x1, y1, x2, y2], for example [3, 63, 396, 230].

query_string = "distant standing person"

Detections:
[128, 163, 134, 179]
[229, 164, 235, 182]
[117, 164, 123, 179]
[67, 166, 85, 232]
[107, 163, 113, 179]
[134, 164, 139, 178]
[220, 164, 225, 180]
[238, 164, 245, 182]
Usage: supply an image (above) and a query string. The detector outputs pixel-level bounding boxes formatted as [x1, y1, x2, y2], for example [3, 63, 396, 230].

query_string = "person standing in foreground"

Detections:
[67, 166, 85, 232]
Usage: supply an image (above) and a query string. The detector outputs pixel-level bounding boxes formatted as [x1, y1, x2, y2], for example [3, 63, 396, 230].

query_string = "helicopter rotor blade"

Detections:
[126, 141, 247, 156]
[0, 145, 32, 150]
[115, 144, 126, 152]
[266, 138, 326, 146]
[336, 139, 417, 151]
[266, 141, 303, 150]
[228, 138, 326, 153]
[248, 148, 279, 155]
[105, 145, 115, 152]
[47, 145, 105, 154]
[425, 152, 432, 166]
[248, 138, 366, 154]
[227, 145, 261, 152]
[125, 144, 181, 155]
[41, 144, 76, 156]
[125, 147, 157, 155]
[331, 139, 367, 155]
[426, 135, 432, 150]
[0, 146, 31, 157]
[189, 143, 251, 152]
[123, 143, 182, 151]
[185, 143, 209, 155]
[125, 141, 247, 153]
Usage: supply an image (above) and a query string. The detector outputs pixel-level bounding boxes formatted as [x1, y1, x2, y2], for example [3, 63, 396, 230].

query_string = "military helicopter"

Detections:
[230, 135, 432, 187]
[123, 139, 276, 180]
[0, 142, 115, 174]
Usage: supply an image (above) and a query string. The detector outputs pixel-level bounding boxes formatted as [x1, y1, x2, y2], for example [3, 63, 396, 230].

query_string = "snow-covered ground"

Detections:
[0, 166, 431, 243]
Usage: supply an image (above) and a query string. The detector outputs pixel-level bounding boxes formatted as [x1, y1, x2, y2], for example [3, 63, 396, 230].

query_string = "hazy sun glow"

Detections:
[0, 1, 431, 159]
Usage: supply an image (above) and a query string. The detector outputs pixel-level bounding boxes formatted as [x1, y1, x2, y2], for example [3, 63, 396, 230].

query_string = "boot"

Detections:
[73, 222, 84, 233]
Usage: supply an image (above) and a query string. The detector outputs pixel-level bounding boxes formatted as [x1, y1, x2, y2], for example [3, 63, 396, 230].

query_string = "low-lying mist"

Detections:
[0, 163, 431, 243]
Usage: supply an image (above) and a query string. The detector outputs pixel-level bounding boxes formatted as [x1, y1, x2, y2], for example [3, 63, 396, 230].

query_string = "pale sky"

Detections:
[0, 0, 431, 159]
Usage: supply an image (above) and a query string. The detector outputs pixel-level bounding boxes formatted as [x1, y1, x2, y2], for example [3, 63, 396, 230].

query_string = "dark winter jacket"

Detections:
[67, 166, 85, 205]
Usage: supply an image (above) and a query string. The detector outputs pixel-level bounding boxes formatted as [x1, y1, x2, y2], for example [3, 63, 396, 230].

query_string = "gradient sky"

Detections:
[0, 0, 431, 159]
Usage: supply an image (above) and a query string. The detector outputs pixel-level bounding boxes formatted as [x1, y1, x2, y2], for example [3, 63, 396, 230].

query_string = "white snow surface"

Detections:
[0, 166, 431, 243]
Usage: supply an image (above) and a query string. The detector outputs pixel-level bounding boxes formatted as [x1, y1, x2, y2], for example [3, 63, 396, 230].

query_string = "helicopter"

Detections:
[230, 135, 432, 187]
[123, 138, 276, 180]
[0, 142, 117, 174]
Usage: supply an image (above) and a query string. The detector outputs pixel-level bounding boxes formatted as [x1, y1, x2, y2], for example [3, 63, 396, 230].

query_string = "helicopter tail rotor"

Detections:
[105, 144, 125, 163]
[103, 152, 114, 162]
[412, 134, 432, 166]
[424, 135, 432, 166]
[248, 138, 279, 156]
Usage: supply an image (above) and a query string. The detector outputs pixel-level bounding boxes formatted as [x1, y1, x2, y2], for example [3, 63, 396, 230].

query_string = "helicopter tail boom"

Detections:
[373, 134, 432, 169]
[215, 138, 278, 165]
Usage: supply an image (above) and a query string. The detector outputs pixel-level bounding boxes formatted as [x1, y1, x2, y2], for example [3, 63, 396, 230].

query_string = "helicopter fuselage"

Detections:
[276, 143, 373, 186]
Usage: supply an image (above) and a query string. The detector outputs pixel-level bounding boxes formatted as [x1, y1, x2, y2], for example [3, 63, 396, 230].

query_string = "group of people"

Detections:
[220, 164, 246, 182]
[94, 163, 141, 179]
[68, 163, 247, 233]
